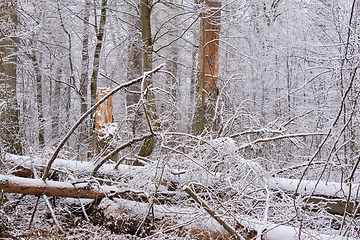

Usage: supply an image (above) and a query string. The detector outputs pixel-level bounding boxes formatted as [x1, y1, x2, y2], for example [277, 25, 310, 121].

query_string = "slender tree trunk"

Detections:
[51, 69, 61, 142]
[80, 0, 90, 115]
[30, 53, 44, 149]
[90, 0, 107, 155]
[90, 0, 107, 107]
[126, 2, 143, 136]
[138, 0, 158, 157]
[0, 0, 22, 154]
[192, 0, 221, 135]
[79, 0, 91, 160]
[166, 14, 179, 100]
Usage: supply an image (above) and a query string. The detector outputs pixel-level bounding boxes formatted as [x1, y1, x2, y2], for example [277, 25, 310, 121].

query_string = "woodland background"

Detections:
[0, 0, 359, 239]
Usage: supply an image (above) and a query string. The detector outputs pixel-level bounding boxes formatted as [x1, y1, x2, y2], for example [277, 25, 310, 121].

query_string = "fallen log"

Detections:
[7, 154, 360, 216]
[268, 177, 360, 215]
[0, 174, 174, 205]
[94, 197, 355, 240]
[0, 174, 107, 199]
[6, 153, 147, 179]
[0, 174, 356, 239]
[94, 197, 251, 239]
[268, 177, 360, 201]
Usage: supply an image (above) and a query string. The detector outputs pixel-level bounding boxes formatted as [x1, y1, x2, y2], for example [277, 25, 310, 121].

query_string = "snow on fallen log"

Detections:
[94, 197, 245, 239]
[6, 153, 145, 179]
[262, 224, 355, 240]
[95, 197, 353, 240]
[8, 153, 360, 201]
[268, 177, 360, 201]
[0, 174, 111, 199]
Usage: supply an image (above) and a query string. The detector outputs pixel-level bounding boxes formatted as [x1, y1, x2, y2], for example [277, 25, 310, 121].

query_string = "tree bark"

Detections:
[78, 0, 91, 160]
[126, 3, 143, 136]
[94, 87, 116, 154]
[138, 0, 158, 157]
[90, 0, 107, 107]
[0, 175, 105, 199]
[30, 53, 44, 148]
[192, 0, 221, 135]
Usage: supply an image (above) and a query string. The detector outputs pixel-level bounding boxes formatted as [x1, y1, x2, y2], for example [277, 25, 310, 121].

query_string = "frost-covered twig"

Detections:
[183, 185, 243, 240]
[43, 194, 64, 234]
[162, 145, 215, 176]
[237, 132, 326, 151]
[275, 161, 326, 174]
[256, 187, 270, 240]
[212, 74, 241, 134]
[33, 166, 64, 234]
[79, 198, 90, 222]
[230, 128, 283, 138]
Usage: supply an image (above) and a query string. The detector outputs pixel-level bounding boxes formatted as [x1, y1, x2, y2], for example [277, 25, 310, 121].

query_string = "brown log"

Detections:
[0, 175, 105, 199]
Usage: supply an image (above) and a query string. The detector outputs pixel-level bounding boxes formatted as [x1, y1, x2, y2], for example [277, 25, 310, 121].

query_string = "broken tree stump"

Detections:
[94, 87, 117, 153]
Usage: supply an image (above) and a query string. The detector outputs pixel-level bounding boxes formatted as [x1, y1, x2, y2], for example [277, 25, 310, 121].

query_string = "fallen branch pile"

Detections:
[2, 153, 359, 239]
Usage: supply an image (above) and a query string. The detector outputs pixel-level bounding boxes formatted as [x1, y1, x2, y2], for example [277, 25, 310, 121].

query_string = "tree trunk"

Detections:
[126, 2, 143, 136]
[0, 0, 22, 154]
[30, 53, 44, 149]
[89, 0, 107, 157]
[90, 0, 107, 107]
[138, 0, 158, 157]
[79, 0, 91, 160]
[51, 68, 61, 143]
[0, 174, 105, 199]
[192, 0, 221, 135]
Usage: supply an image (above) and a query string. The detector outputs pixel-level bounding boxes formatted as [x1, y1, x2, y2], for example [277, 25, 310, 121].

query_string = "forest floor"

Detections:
[0, 194, 135, 240]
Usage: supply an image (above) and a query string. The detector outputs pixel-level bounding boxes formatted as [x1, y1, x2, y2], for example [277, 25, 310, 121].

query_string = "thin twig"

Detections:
[43, 194, 65, 234]
[78, 198, 90, 222]
[237, 133, 326, 151]
[183, 186, 243, 240]
[28, 196, 40, 230]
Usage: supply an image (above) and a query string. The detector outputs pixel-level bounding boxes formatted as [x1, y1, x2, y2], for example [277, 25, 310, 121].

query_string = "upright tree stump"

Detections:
[94, 88, 117, 155]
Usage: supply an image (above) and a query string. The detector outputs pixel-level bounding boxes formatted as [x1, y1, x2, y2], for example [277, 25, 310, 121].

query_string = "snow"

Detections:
[264, 224, 354, 240]
[268, 177, 360, 201]
[96, 122, 118, 140]
[6, 153, 146, 179]
[209, 137, 237, 156]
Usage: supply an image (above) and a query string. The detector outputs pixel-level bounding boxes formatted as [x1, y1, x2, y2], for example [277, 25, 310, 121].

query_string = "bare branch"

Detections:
[237, 133, 326, 151]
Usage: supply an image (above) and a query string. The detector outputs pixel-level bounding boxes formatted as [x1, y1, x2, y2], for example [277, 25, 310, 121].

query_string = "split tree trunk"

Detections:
[94, 87, 116, 155]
